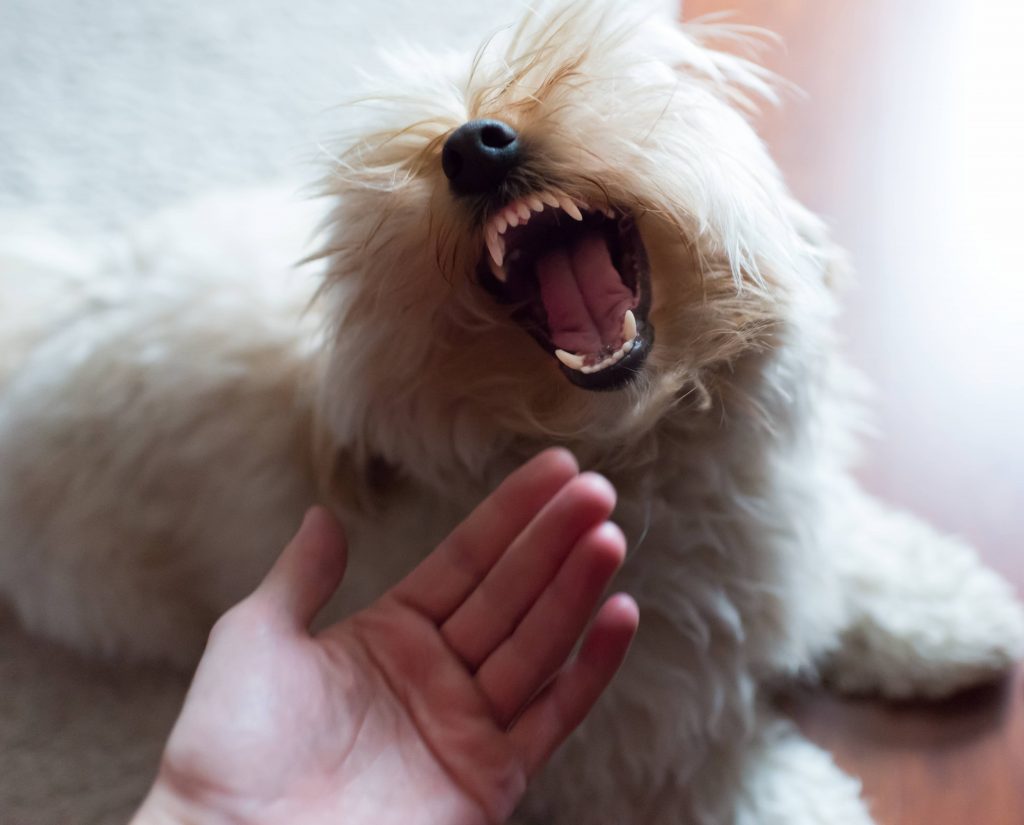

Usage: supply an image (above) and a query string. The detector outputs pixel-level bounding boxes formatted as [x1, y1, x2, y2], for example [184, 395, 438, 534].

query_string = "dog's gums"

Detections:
[476, 190, 653, 391]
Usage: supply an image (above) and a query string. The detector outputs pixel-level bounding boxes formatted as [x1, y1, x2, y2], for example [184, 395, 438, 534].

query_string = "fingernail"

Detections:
[579, 472, 617, 501]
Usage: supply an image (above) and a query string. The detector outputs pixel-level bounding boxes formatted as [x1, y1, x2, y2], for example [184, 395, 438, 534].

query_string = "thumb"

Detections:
[255, 506, 348, 631]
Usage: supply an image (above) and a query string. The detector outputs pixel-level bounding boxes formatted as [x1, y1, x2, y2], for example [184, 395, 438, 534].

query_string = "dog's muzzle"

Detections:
[442, 121, 654, 391]
[475, 192, 654, 392]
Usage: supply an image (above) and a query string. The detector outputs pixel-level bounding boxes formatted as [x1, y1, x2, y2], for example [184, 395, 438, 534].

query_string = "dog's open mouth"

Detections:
[476, 191, 653, 391]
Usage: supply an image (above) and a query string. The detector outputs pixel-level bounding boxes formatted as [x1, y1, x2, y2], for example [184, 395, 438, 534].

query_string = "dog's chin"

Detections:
[475, 190, 653, 392]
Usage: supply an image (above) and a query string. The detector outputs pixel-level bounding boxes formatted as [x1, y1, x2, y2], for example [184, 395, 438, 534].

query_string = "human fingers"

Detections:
[508, 594, 638, 776]
[389, 448, 579, 621]
[250, 506, 348, 631]
[474, 520, 626, 724]
[439, 473, 616, 669]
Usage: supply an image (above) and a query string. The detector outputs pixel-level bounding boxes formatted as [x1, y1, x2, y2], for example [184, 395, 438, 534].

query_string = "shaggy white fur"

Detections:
[1, 2, 1022, 823]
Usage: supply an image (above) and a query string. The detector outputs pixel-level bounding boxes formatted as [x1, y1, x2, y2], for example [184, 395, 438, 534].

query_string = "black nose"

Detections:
[441, 119, 519, 196]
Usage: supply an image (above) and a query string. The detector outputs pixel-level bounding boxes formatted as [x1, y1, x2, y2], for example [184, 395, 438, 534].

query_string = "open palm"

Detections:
[137, 449, 638, 825]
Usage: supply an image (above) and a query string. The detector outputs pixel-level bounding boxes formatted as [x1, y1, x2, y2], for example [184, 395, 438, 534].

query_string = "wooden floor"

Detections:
[684, 1, 1024, 822]
[784, 669, 1024, 825]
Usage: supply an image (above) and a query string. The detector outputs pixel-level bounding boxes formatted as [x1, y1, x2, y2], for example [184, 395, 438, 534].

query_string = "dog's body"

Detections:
[2, 4, 1022, 823]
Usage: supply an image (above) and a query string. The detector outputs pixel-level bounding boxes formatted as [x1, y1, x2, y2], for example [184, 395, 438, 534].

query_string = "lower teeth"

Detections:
[575, 337, 637, 374]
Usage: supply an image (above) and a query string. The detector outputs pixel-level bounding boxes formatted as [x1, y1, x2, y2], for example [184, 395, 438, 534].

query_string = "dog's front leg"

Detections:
[731, 714, 875, 825]
[821, 482, 1024, 699]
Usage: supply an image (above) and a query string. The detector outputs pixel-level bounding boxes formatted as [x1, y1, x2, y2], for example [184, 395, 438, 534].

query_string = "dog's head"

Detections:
[315, 1, 839, 474]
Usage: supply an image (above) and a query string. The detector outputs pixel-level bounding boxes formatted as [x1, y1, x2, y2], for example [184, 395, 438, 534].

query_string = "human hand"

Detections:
[132, 449, 638, 825]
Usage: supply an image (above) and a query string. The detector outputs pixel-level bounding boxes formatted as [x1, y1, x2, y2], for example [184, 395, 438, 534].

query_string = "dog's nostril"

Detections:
[442, 119, 519, 196]
[479, 124, 515, 149]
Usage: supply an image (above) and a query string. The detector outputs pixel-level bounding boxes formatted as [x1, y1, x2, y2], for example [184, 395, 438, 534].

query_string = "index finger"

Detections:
[389, 448, 578, 622]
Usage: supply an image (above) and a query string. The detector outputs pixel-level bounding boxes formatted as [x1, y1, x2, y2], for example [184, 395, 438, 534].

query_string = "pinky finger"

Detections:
[508, 593, 639, 777]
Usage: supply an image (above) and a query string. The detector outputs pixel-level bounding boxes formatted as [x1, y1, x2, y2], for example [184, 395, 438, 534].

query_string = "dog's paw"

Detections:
[735, 720, 876, 825]
[829, 504, 1024, 699]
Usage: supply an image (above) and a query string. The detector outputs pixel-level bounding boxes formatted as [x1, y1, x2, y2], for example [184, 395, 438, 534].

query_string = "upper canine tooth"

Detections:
[560, 198, 583, 221]
[539, 191, 560, 208]
[555, 349, 586, 371]
[515, 201, 531, 221]
[486, 230, 505, 268]
[622, 309, 637, 342]
[489, 256, 508, 283]
[527, 195, 544, 212]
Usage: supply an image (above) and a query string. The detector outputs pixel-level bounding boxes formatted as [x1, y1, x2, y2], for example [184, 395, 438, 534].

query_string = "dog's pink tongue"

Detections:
[536, 232, 633, 355]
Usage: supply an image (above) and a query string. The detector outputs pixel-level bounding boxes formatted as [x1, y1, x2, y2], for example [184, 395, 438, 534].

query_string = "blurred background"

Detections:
[684, 2, 1023, 822]
[0, 0, 524, 229]
[685, 0, 1023, 596]
[1, 1, 1021, 823]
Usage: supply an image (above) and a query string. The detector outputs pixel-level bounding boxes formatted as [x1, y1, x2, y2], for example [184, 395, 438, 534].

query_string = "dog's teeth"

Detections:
[495, 215, 508, 234]
[486, 230, 505, 268]
[622, 309, 637, 342]
[527, 195, 544, 212]
[565, 327, 643, 376]
[489, 256, 508, 283]
[560, 198, 583, 221]
[515, 201, 531, 221]
[555, 349, 586, 371]
[505, 211, 520, 228]
[603, 206, 616, 219]
[539, 191, 560, 208]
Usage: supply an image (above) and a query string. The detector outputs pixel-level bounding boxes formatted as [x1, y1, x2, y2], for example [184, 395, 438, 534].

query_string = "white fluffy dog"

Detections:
[1, 2, 1022, 823]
